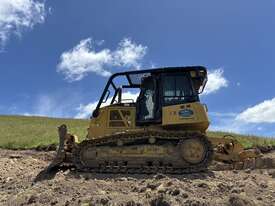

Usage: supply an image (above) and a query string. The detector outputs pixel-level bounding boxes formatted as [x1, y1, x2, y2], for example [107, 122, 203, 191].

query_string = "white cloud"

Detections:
[209, 112, 245, 133]
[208, 111, 237, 118]
[75, 102, 98, 119]
[208, 111, 257, 136]
[0, 0, 46, 47]
[57, 38, 113, 81]
[22, 96, 60, 117]
[209, 105, 275, 136]
[113, 38, 147, 68]
[57, 38, 147, 82]
[203, 69, 228, 95]
[236, 97, 275, 123]
[22, 94, 68, 117]
[22, 91, 83, 118]
[31, 94, 58, 116]
[209, 116, 275, 137]
[75, 92, 139, 119]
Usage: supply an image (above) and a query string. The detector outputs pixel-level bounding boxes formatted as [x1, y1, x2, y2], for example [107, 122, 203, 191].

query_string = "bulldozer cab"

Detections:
[92, 67, 208, 126]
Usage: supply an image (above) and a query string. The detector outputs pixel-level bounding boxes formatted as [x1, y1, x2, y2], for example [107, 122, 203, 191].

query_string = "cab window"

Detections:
[163, 74, 196, 105]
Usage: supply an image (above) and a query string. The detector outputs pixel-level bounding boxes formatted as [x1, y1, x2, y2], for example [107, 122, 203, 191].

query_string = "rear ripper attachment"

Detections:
[210, 135, 261, 163]
[209, 135, 268, 171]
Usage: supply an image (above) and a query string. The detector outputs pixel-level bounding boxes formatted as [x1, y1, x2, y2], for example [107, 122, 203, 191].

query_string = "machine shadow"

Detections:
[65, 169, 215, 181]
[33, 162, 215, 183]
[33, 165, 74, 183]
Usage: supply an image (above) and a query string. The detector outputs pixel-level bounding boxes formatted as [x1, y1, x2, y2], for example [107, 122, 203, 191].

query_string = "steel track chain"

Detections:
[72, 130, 214, 174]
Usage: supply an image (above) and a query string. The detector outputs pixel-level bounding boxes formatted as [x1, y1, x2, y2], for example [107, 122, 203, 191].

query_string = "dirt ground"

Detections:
[0, 149, 275, 206]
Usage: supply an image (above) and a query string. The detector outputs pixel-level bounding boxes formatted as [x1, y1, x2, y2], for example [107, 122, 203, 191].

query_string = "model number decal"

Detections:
[178, 109, 194, 117]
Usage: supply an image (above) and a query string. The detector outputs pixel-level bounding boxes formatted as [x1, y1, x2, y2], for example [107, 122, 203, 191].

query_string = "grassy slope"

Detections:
[207, 131, 275, 149]
[0, 115, 89, 149]
[0, 115, 274, 149]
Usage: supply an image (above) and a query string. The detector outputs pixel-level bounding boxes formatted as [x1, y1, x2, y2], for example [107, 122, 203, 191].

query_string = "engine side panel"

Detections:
[87, 102, 209, 140]
[87, 105, 136, 139]
[162, 102, 209, 132]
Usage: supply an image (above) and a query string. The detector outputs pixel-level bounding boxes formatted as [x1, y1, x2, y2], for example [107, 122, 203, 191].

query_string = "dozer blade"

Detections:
[46, 124, 68, 171]
[34, 125, 78, 182]
[209, 135, 262, 163]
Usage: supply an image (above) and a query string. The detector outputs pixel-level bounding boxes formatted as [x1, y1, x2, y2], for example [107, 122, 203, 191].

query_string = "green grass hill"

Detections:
[0, 115, 274, 150]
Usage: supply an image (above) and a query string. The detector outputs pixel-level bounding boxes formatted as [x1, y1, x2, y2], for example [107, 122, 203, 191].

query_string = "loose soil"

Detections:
[0, 149, 275, 206]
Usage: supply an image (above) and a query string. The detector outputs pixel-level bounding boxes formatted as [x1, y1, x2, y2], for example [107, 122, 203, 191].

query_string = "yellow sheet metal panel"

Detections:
[162, 102, 210, 132]
[87, 107, 108, 139]
[87, 105, 136, 139]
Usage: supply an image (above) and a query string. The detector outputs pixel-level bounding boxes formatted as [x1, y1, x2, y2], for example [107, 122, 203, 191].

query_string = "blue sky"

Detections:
[0, 0, 275, 137]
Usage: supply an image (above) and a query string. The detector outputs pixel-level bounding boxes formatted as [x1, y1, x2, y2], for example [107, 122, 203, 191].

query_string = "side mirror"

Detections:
[203, 104, 208, 112]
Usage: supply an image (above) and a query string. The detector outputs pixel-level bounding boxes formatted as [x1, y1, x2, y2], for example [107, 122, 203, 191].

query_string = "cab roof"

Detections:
[110, 66, 207, 87]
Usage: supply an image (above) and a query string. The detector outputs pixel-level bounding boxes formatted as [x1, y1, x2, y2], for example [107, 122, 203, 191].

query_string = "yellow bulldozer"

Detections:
[49, 66, 260, 173]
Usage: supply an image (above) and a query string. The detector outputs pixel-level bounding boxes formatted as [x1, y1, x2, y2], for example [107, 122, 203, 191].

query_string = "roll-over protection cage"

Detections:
[92, 66, 208, 118]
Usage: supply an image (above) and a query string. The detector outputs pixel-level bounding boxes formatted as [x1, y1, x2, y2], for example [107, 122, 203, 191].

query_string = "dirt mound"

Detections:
[257, 145, 275, 154]
[34, 144, 57, 152]
[0, 149, 275, 206]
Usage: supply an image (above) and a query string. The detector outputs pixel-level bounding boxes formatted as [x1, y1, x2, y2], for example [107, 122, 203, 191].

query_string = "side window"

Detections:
[121, 110, 132, 127]
[163, 76, 175, 97]
[110, 110, 122, 120]
[137, 77, 155, 121]
[109, 110, 132, 127]
[175, 75, 187, 97]
[163, 74, 194, 105]
[144, 86, 155, 120]
[163, 76, 175, 102]
[109, 110, 125, 127]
